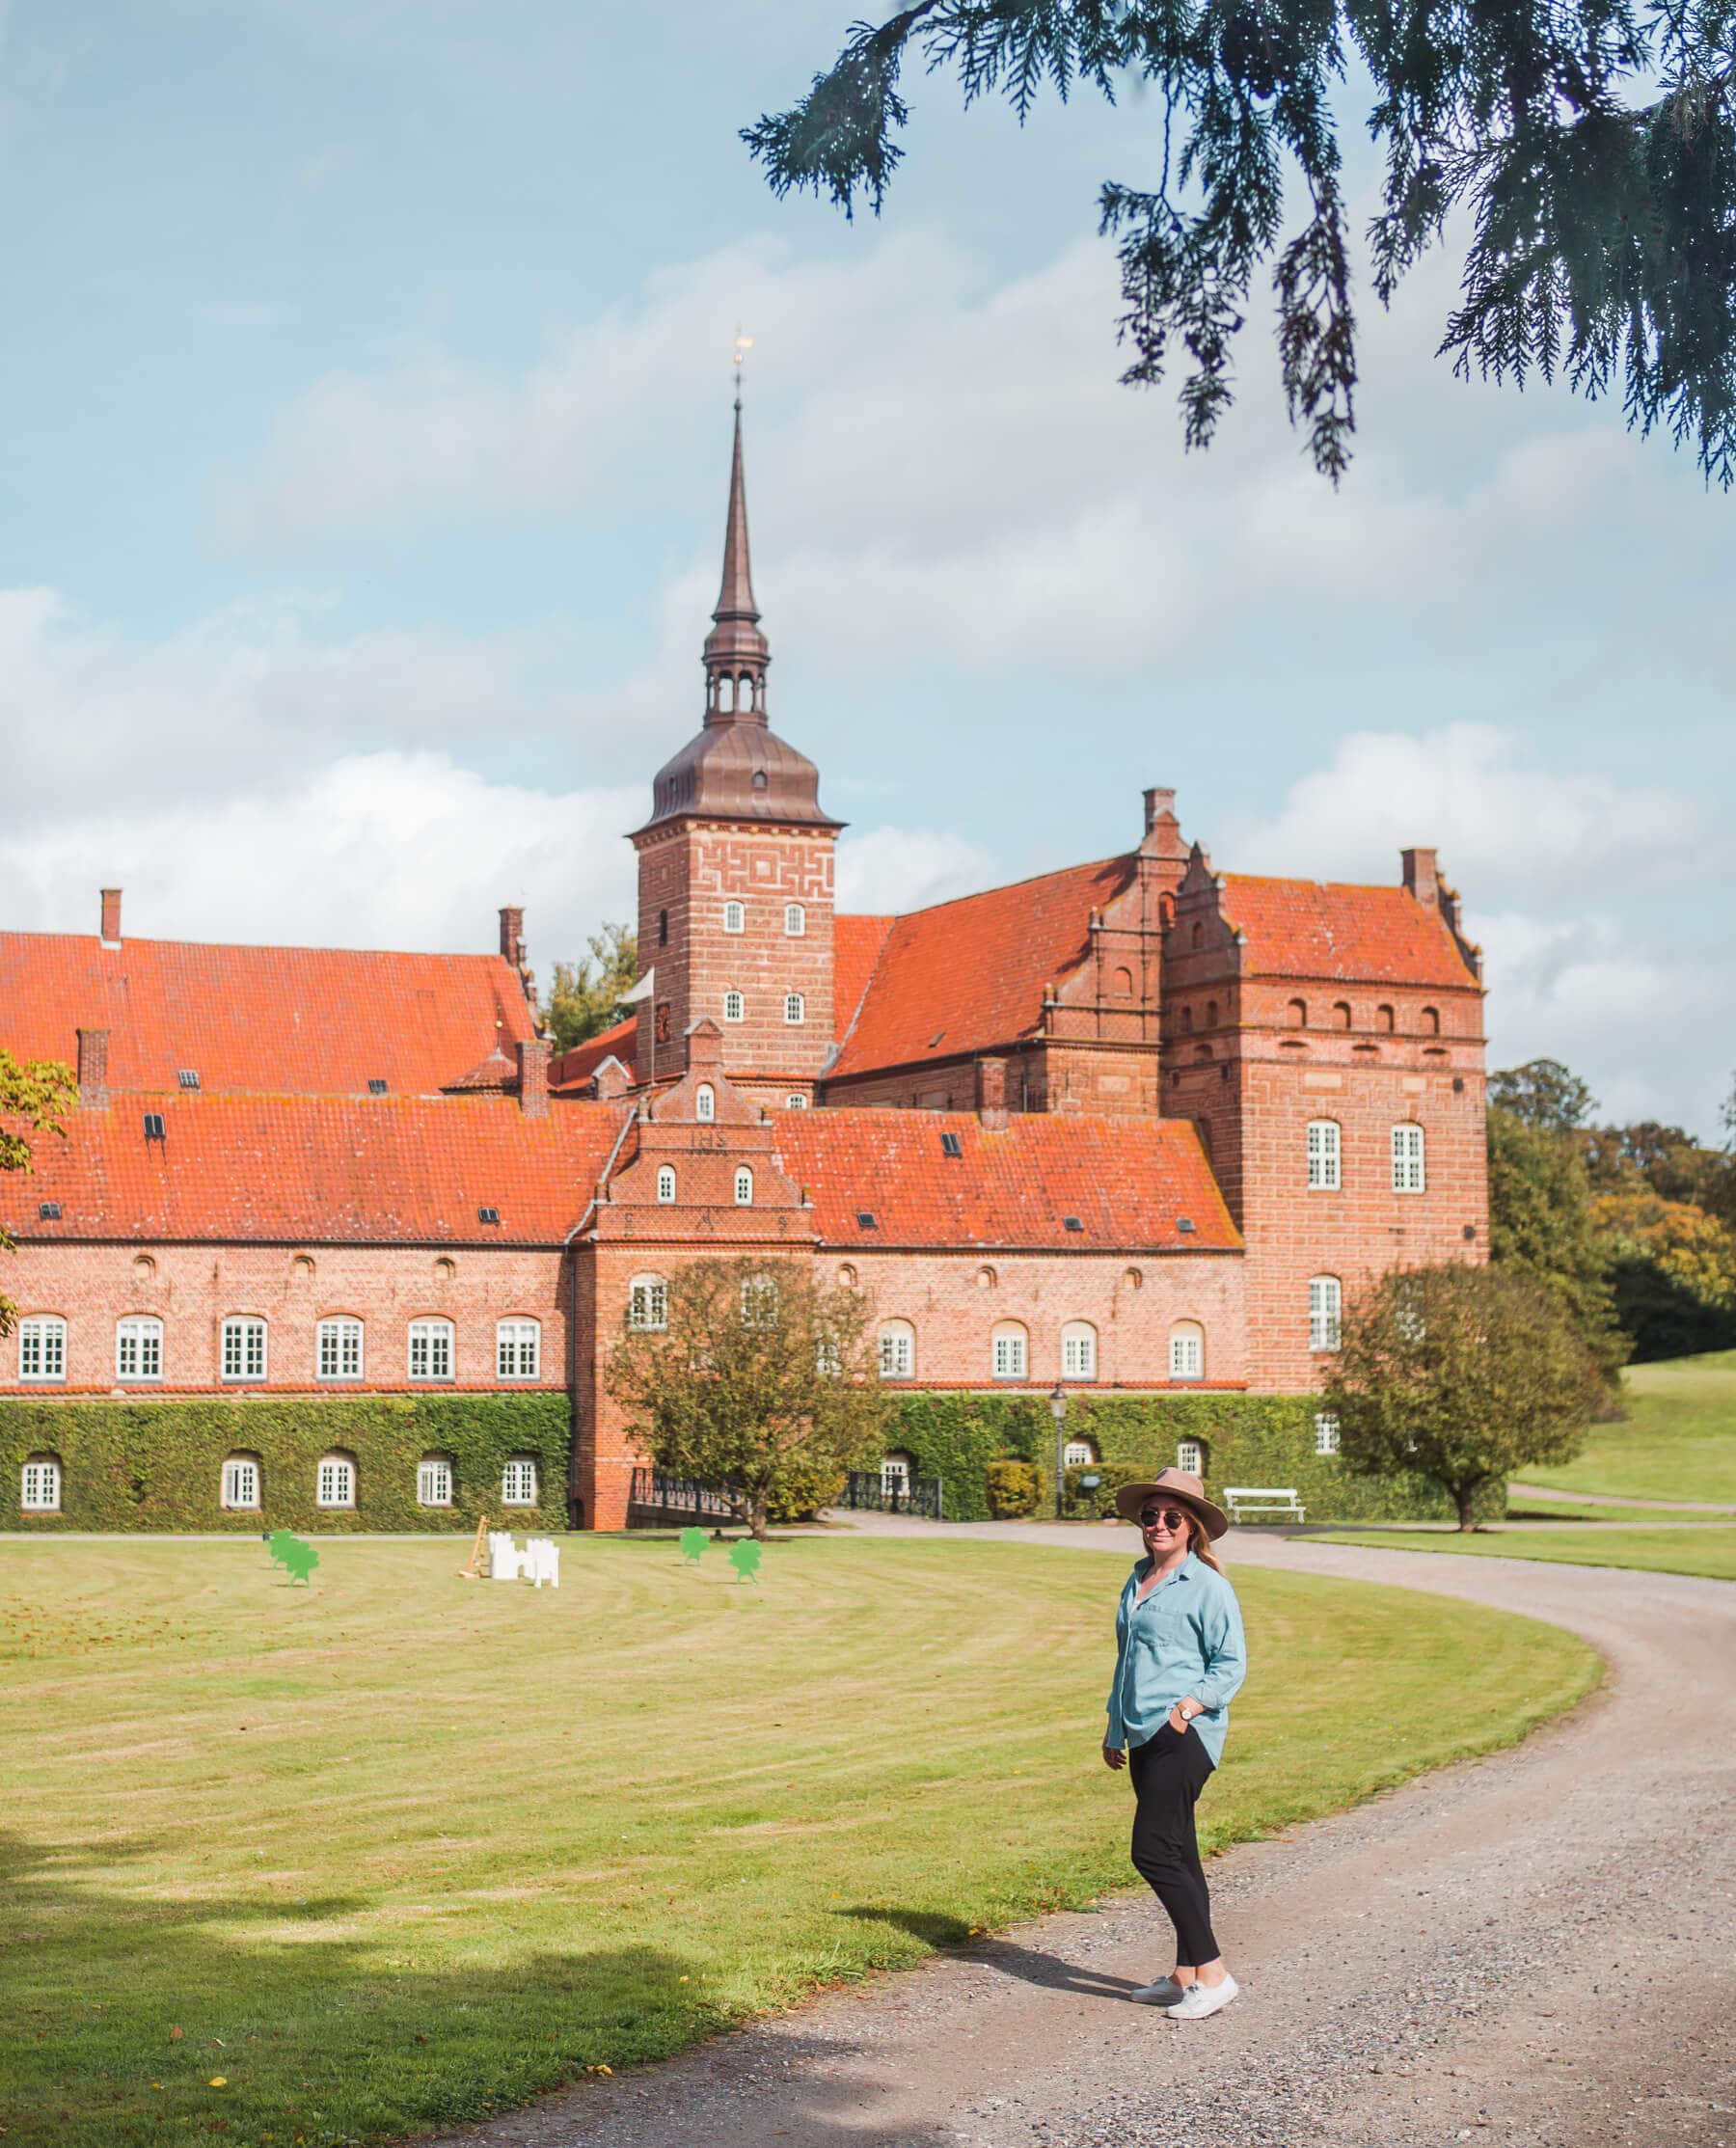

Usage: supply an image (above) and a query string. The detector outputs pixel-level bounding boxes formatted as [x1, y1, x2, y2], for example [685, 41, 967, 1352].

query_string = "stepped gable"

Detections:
[1216, 874, 1480, 989]
[0, 931, 539, 1097]
[827, 856, 1135, 1079]
[8, 1094, 632, 1246]
[771, 1108, 1238, 1250]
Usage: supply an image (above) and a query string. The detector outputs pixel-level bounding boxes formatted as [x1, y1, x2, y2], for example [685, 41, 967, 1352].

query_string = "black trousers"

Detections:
[1128, 1722, 1219, 1965]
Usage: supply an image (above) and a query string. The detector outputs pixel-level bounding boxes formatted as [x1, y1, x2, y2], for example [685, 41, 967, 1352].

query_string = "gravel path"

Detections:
[417, 1521, 1735, 2148]
[1507, 1484, 1736, 1513]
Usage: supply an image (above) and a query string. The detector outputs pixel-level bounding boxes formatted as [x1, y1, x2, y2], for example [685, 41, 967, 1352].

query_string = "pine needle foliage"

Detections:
[746, 0, 1736, 485]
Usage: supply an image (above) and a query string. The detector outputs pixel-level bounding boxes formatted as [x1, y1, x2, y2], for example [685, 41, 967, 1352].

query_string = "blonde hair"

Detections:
[1188, 1513, 1227, 1574]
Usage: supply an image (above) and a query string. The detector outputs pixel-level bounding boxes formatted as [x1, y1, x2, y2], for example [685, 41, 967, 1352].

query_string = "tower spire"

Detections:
[703, 336, 770, 723]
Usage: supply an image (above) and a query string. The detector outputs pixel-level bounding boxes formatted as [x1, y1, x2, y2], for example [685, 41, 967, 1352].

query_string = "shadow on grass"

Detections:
[0, 1833, 972, 2148]
[841, 1904, 1146, 1999]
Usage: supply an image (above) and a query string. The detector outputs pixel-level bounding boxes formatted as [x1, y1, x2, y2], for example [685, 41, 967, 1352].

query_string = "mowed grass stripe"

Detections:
[1520, 1347, 1736, 1505]
[1316, 1526, 1736, 1581]
[2, 1535, 1597, 2148]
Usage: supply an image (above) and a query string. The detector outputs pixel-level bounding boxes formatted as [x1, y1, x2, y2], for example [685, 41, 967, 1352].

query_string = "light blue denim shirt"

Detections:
[1105, 1551, 1248, 1768]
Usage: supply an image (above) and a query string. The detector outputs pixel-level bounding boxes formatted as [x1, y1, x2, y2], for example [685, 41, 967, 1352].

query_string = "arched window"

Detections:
[784, 1094, 808, 1110]
[738, 671, 755, 712]
[785, 903, 806, 937]
[1333, 1000, 1352, 1029]
[881, 1450, 915, 1499]
[734, 1165, 754, 1205]
[1061, 1320, 1098, 1380]
[21, 1455, 62, 1512]
[1169, 1321, 1205, 1380]
[1392, 1122, 1426, 1192]
[1288, 997, 1308, 1027]
[1176, 1438, 1206, 1475]
[496, 1319, 540, 1379]
[1315, 1412, 1342, 1455]
[316, 1452, 357, 1509]
[221, 1316, 268, 1383]
[1309, 1275, 1343, 1352]
[991, 1321, 1028, 1381]
[221, 1453, 261, 1510]
[657, 1164, 677, 1203]
[501, 1456, 538, 1506]
[1063, 1435, 1099, 1468]
[836, 1263, 858, 1288]
[722, 990, 745, 1023]
[17, 1316, 67, 1383]
[1181, 1005, 1194, 1032]
[658, 909, 668, 946]
[628, 1274, 668, 1331]
[316, 1316, 364, 1381]
[879, 1319, 915, 1379]
[784, 992, 805, 1025]
[1421, 1005, 1441, 1035]
[1306, 1120, 1342, 1190]
[723, 900, 746, 934]
[1205, 998, 1219, 1028]
[1377, 1003, 1395, 1033]
[751, 770, 769, 792]
[116, 1315, 163, 1383]
[1190, 922, 1204, 949]
[694, 1083, 715, 1122]
[407, 1318, 454, 1381]
[1111, 965, 1133, 998]
[418, 1454, 454, 1507]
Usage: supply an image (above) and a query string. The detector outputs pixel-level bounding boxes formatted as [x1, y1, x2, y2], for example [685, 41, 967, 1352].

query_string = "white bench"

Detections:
[1224, 1485, 1306, 1525]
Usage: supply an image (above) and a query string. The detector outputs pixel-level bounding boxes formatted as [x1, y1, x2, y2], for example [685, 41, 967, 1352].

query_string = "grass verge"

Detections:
[2, 1534, 1599, 2148]
[1521, 1348, 1736, 1504]
[1315, 1527, 1736, 1581]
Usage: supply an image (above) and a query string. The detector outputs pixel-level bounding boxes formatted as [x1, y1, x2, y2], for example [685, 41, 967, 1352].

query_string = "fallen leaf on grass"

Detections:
[208, 2076, 227, 2087]
[170, 2027, 184, 2040]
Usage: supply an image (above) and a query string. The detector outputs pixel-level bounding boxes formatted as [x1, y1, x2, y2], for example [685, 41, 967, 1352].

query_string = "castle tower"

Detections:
[630, 395, 842, 1101]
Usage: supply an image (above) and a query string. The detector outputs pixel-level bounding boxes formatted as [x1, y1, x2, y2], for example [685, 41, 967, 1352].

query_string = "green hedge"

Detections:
[1, 1395, 570, 1534]
[885, 1391, 1503, 1524]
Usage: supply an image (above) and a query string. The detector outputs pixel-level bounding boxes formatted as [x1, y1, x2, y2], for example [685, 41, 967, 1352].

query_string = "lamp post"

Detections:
[1049, 1380, 1068, 1520]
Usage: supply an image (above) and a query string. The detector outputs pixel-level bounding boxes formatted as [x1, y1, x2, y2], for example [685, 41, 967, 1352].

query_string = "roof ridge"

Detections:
[882, 851, 1132, 928]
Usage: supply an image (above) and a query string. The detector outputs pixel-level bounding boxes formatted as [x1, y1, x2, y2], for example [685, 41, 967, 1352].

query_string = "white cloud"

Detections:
[835, 826, 999, 915]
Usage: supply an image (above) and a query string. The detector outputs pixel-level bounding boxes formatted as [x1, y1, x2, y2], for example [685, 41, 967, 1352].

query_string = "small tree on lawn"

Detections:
[1, 1049, 76, 1336]
[606, 1258, 890, 1540]
[1321, 1262, 1606, 1532]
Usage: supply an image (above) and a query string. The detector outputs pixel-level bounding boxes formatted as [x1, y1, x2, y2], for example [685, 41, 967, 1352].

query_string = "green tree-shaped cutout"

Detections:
[678, 1527, 709, 1566]
[727, 1538, 762, 1586]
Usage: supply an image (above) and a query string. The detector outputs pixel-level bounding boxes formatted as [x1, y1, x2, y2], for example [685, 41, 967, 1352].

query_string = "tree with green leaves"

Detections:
[1, 1049, 77, 1338]
[1321, 1261, 1606, 1530]
[1487, 1057, 1599, 1134]
[747, 2, 1736, 486]
[605, 1258, 890, 1539]
[541, 922, 637, 1055]
[1487, 1100, 1626, 1377]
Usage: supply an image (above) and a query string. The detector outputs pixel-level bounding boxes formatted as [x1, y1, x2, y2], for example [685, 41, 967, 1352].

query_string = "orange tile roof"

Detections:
[7, 1093, 630, 1245]
[0, 933, 541, 1098]
[1217, 877, 1479, 989]
[832, 913, 893, 1039]
[829, 856, 1134, 1079]
[771, 1108, 1238, 1251]
[549, 1016, 637, 1093]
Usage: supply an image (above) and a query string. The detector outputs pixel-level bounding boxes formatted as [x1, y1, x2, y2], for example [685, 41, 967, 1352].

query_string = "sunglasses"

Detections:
[1138, 1507, 1191, 1531]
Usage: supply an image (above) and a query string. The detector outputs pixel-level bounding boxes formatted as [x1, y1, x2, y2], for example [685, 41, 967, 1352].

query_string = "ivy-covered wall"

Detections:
[885, 1391, 1501, 1524]
[1, 1395, 571, 1534]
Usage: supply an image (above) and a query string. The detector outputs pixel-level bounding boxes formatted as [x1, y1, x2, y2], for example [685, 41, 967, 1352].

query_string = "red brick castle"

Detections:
[1, 407, 1488, 1530]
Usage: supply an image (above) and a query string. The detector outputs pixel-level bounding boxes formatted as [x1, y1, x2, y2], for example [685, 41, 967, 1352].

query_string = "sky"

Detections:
[0, 0, 1731, 1136]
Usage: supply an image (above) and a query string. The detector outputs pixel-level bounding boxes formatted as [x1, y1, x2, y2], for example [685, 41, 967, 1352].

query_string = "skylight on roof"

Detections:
[143, 1113, 165, 1142]
[1177, 1216, 1197, 1233]
[176, 1069, 200, 1090]
[1063, 1215, 1084, 1233]
[477, 1207, 502, 1226]
[928, 1030, 946, 1048]
[368, 1078, 388, 1096]
[939, 1132, 963, 1157]
[856, 1210, 878, 1230]
[39, 1202, 61, 1221]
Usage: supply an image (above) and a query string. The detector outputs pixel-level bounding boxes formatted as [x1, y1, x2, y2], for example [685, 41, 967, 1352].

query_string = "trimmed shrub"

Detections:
[984, 1458, 1044, 1518]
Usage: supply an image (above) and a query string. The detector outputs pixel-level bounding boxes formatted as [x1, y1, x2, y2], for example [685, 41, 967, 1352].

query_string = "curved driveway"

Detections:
[430, 1522, 1735, 2148]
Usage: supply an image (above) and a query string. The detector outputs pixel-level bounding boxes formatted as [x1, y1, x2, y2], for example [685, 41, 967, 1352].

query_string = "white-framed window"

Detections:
[501, 1456, 538, 1506]
[784, 1093, 809, 1109]
[628, 1274, 668, 1331]
[784, 903, 806, 937]
[316, 1316, 364, 1382]
[694, 1083, 716, 1122]
[734, 1165, 754, 1205]
[1061, 1320, 1098, 1380]
[1309, 1275, 1343, 1353]
[1177, 1439, 1203, 1474]
[784, 992, 805, 1025]
[1169, 1321, 1205, 1381]
[22, 1455, 62, 1511]
[1063, 1436, 1098, 1468]
[116, 1315, 163, 1383]
[1306, 1119, 1342, 1190]
[879, 1319, 915, 1379]
[991, 1321, 1028, 1381]
[656, 1164, 677, 1203]
[408, 1318, 454, 1380]
[741, 1273, 778, 1328]
[723, 900, 746, 934]
[1315, 1412, 1342, 1455]
[18, 1316, 67, 1383]
[418, 1454, 454, 1507]
[1393, 1122, 1426, 1192]
[497, 1319, 540, 1380]
[881, 1450, 914, 1497]
[722, 990, 745, 1023]
[316, 1452, 356, 1508]
[221, 1316, 268, 1383]
[222, 1455, 261, 1509]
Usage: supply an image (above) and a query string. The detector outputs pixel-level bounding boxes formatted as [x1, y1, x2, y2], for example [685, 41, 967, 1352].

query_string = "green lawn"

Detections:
[2, 1535, 1598, 2148]
[1503, 1502, 1736, 1524]
[1316, 1527, 1736, 1581]
[1519, 1349, 1736, 1505]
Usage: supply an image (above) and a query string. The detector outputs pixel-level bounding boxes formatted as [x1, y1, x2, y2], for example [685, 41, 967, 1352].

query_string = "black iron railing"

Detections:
[842, 1472, 944, 1520]
[627, 1467, 742, 1529]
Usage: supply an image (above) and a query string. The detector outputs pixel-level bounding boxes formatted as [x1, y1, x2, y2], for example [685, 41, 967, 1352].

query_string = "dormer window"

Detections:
[656, 1165, 676, 1204]
[723, 901, 746, 934]
[695, 1083, 716, 1122]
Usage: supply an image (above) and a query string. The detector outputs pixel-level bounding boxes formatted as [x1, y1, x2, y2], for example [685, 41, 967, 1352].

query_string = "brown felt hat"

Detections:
[1113, 1468, 1230, 1540]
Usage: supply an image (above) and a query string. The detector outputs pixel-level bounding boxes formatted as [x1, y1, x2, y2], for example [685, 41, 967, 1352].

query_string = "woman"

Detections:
[1101, 1466, 1247, 2020]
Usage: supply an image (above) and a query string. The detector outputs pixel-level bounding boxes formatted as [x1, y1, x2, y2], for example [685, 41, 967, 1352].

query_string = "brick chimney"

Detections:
[516, 1037, 549, 1119]
[99, 888, 122, 946]
[1401, 848, 1440, 905]
[686, 1018, 724, 1074]
[976, 1055, 1010, 1133]
[77, 1027, 110, 1109]
[499, 905, 525, 965]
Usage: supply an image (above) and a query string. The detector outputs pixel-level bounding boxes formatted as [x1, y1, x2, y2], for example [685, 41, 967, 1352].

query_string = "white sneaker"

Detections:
[1165, 1973, 1239, 2020]
[1129, 1976, 1192, 2006]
